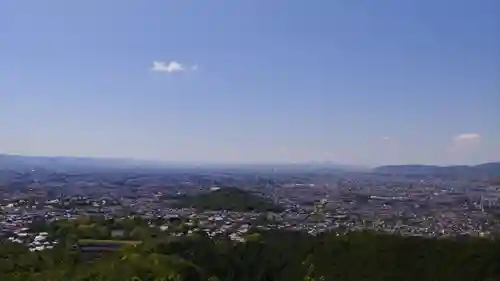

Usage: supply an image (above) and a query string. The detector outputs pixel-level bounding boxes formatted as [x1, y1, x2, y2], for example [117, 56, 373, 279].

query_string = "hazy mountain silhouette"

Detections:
[373, 162, 500, 178]
[0, 154, 363, 172]
[0, 153, 163, 171]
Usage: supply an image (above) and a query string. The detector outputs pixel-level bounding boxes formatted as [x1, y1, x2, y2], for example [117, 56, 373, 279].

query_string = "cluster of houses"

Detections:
[7, 228, 58, 251]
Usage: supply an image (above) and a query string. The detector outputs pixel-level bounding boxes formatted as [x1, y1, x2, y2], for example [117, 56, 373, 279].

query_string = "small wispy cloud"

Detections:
[381, 136, 392, 141]
[454, 133, 481, 142]
[151, 60, 198, 73]
[449, 133, 481, 152]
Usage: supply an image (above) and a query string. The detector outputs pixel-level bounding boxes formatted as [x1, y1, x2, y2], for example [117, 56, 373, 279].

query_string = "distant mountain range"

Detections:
[0, 153, 165, 172]
[1, 153, 498, 178]
[373, 162, 500, 178]
[0, 154, 365, 172]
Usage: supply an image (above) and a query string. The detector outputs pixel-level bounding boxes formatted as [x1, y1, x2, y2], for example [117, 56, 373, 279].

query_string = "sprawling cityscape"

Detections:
[2, 0, 499, 279]
[2, 157, 499, 252]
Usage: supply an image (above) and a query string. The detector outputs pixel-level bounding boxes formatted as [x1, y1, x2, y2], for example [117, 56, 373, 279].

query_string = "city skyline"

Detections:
[1, 0, 499, 166]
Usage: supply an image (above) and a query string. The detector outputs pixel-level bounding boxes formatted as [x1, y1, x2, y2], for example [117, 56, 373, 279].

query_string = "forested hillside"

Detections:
[1, 216, 499, 281]
[172, 187, 283, 212]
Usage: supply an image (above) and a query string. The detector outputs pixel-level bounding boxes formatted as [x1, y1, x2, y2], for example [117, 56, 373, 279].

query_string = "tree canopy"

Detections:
[172, 188, 283, 212]
[2, 218, 500, 281]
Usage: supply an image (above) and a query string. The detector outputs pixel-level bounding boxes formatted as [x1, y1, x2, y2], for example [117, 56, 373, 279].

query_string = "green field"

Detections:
[77, 239, 142, 245]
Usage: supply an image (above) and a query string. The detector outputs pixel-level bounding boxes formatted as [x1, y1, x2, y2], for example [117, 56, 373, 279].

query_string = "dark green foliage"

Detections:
[1, 222, 500, 281]
[172, 187, 283, 212]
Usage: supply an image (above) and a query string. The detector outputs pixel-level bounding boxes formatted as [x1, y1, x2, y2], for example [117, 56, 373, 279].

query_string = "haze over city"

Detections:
[2, 2, 500, 280]
[1, 0, 499, 166]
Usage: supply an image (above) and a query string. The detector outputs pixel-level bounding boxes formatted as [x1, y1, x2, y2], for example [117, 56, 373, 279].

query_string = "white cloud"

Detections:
[449, 133, 481, 152]
[151, 60, 198, 73]
[381, 136, 391, 141]
[454, 133, 481, 144]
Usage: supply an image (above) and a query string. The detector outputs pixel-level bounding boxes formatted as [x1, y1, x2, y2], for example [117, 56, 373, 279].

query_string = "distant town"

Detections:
[1, 154, 500, 251]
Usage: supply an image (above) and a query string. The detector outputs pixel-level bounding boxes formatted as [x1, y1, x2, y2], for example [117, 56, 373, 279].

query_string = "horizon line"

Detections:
[1, 152, 498, 169]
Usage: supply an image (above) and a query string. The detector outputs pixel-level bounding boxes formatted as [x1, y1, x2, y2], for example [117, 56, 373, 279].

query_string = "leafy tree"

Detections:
[1, 224, 500, 280]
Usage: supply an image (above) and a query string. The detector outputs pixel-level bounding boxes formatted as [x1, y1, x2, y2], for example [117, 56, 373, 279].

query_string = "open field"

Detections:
[78, 239, 142, 245]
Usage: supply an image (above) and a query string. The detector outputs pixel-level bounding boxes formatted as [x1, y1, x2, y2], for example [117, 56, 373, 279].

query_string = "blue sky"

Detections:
[1, 0, 499, 166]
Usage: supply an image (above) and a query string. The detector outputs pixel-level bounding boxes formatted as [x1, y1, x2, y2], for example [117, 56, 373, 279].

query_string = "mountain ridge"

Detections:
[373, 162, 500, 178]
[0, 153, 362, 172]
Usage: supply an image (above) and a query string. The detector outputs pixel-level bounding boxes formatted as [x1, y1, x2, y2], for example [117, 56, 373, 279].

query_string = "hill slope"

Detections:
[172, 187, 283, 212]
[373, 162, 500, 178]
[0, 153, 166, 171]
